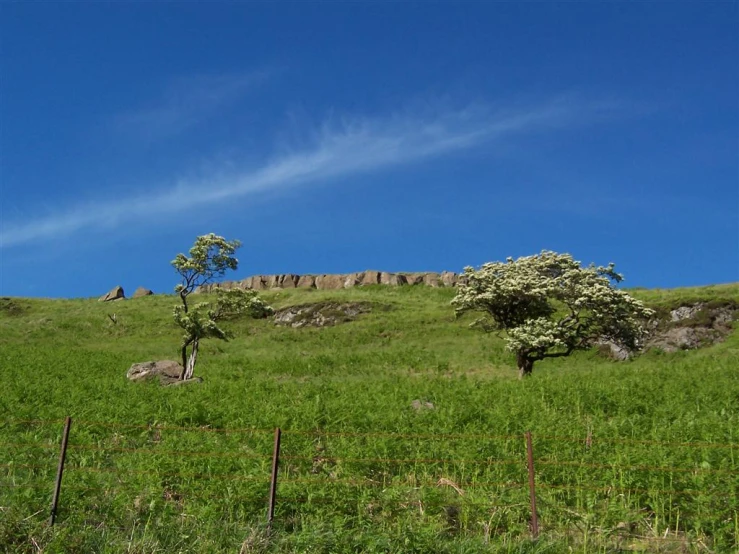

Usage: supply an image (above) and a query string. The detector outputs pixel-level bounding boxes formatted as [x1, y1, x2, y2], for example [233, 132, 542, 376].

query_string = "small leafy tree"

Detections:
[451, 251, 654, 378]
[171, 234, 273, 380]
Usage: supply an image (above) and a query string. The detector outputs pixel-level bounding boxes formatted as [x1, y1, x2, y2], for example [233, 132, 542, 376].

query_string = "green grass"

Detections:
[1, 284, 738, 553]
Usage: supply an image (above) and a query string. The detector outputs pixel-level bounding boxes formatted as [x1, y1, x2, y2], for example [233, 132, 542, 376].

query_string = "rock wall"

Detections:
[197, 270, 466, 292]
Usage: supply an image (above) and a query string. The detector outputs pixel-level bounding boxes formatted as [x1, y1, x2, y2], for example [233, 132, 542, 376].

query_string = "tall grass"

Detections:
[1, 284, 737, 552]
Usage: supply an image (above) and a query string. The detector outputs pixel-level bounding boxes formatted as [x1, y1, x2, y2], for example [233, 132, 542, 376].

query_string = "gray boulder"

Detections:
[127, 360, 203, 386]
[132, 287, 153, 298]
[99, 286, 125, 302]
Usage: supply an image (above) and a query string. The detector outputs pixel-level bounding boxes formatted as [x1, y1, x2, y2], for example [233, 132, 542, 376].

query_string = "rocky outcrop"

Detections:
[645, 302, 737, 353]
[273, 302, 372, 328]
[99, 286, 125, 302]
[361, 271, 381, 286]
[297, 275, 316, 288]
[599, 302, 738, 359]
[315, 274, 344, 290]
[132, 287, 153, 298]
[197, 271, 465, 293]
[381, 272, 407, 286]
[441, 271, 458, 287]
[405, 273, 426, 286]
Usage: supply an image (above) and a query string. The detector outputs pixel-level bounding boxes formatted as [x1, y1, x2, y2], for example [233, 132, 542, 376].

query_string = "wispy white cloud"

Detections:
[0, 96, 616, 248]
[112, 71, 270, 140]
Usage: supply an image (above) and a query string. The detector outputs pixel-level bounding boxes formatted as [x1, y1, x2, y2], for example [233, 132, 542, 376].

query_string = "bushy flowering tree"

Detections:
[171, 234, 273, 380]
[451, 251, 654, 378]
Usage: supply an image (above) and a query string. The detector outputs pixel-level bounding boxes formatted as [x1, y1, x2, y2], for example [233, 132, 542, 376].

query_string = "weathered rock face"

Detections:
[281, 274, 300, 288]
[297, 275, 316, 288]
[132, 287, 153, 298]
[381, 272, 407, 286]
[315, 274, 344, 289]
[423, 273, 441, 287]
[343, 272, 364, 288]
[99, 286, 125, 302]
[250, 276, 267, 290]
[273, 302, 372, 328]
[440, 271, 458, 287]
[645, 302, 737, 353]
[599, 302, 738, 358]
[405, 273, 426, 286]
[361, 271, 381, 286]
[197, 270, 466, 292]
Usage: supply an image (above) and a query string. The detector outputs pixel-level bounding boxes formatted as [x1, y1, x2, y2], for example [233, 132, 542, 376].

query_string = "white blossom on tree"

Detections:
[451, 251, 654, 377]
[171, 234, 273, 380]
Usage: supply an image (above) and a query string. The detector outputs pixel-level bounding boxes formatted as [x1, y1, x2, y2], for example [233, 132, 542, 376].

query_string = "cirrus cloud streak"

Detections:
[1, 97, 614, 249]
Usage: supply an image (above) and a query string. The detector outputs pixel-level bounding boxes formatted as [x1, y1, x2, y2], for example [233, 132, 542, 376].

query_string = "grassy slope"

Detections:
[1, 284, 738, 553]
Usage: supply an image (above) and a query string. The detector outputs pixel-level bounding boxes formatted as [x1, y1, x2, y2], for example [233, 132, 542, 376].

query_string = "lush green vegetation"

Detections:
[1, 284, 738, 553]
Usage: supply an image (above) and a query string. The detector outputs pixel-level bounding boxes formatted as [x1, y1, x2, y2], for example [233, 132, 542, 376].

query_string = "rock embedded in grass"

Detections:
[411, 399, 435, 410]
[273, 301, 373, 328]
[127, 360, 202, 386]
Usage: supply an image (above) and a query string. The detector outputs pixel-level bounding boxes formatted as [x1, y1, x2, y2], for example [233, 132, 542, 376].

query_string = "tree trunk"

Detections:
[517, 352, 534, 379]
[183, 339, 199, 381]
[180, 290, 189, 314]
[180, 341, 191, 379]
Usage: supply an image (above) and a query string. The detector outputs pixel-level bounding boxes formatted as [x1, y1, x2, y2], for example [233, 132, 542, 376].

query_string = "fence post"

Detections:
[525, 431, 539, 538]
[267, 427, 282, 529]
[49, 416, 72, 526]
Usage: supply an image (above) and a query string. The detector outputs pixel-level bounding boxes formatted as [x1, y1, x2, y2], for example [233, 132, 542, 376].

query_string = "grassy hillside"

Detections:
[1, 284, 738, 553]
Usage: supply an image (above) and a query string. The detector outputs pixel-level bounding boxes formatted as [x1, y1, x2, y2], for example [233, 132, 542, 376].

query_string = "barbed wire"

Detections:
[536, 482, 737, 498]
[66, 443, 271, 459]
[534, 458, 739, 475]
[280, 453, 524, 466]
[3, 418, 736, 449]
[534, 434, 738, 449]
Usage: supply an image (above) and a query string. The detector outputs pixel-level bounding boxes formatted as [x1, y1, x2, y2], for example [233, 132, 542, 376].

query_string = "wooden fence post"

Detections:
[49, 416, 72, 526]
[267, 427, 282, 529]
[525, 431, 539, 538]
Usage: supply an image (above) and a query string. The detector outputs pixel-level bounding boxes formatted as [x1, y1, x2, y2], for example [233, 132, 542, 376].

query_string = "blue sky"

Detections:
[1, 2, 737, 298]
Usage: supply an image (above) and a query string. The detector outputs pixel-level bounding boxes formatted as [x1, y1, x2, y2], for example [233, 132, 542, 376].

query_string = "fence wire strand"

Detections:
[2, 416, 737, 540]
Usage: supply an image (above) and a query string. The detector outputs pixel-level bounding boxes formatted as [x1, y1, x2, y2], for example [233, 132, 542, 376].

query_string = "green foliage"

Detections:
[0, 284, 738, 552]
[170, 234, 272, 379]
[452, 251, 655, 374]
[171, 233, 241, 296]
[173, 289, 274, 345]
